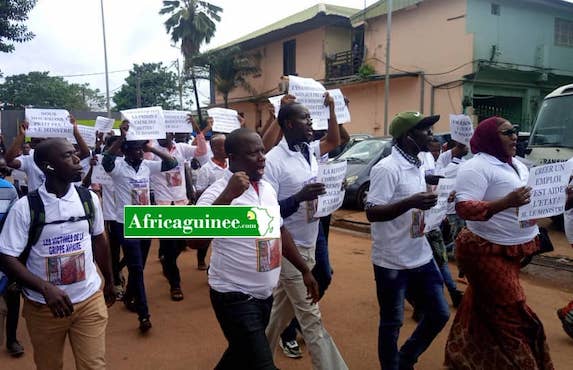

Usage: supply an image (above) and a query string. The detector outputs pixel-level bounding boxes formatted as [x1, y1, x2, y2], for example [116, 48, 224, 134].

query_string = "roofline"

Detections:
[209, 3, 359, 53]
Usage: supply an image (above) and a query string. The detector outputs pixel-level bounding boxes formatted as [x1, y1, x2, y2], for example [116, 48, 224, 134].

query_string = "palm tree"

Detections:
[195, 47, 260, 108]
[160, 0, 222, 124]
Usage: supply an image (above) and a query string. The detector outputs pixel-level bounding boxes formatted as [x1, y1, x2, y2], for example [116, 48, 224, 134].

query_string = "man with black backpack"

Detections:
[0, 138, 115, 370]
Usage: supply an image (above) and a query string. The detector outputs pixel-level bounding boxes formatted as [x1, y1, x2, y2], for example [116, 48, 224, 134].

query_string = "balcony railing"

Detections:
[326, 47, 363, 79]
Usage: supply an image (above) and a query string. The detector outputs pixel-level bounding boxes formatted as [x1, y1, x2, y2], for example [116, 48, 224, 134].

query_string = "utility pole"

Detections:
[100, 0, 111, 117]
[136, 73, 142, 108]
[383, 0, 393, 136]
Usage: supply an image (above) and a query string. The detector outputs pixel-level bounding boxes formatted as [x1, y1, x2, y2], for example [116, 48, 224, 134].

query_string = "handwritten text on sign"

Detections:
[68, 125, 96, 147]
[327, 89, 351, 124]
[164, 110, 193, 133]
[288, 75, 330, 130]
[94, 116, 115, 133]
[208, 108, 240, 133]
[314, 161, 347, 218]
[121, 107, 166, 140]
[518, 162, 573, 221]
[424, 178, 456, 232]
[25, 109, 72, 138]
[449, 114, 474, 146]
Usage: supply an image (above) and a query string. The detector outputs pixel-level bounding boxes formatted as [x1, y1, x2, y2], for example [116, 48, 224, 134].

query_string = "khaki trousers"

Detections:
[23, 291, 108, 370]
[266, 245, 348, 370]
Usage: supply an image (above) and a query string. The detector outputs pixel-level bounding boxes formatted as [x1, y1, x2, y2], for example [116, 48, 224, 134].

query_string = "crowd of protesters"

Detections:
[0, 87, 571, 370]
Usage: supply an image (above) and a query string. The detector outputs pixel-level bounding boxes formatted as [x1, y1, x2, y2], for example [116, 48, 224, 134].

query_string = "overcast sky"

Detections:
[0, 0, 374, 108]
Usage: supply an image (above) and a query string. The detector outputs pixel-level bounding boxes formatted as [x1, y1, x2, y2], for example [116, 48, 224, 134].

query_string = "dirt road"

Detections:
[2, 228, 572, 369]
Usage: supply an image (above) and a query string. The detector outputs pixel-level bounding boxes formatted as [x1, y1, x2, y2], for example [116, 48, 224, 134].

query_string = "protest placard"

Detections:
[68, 125, 96, 147]
[518, 161, 573, 220]
[207, 107, 240, 133]
[120, 106, 166, 140]
[314, 160, 347, 218]
[424, 178, 456, 232]
[449, 114, 474, 145]
[25, 108, 73, 138]
[164, 110, 194, 133]
[91, 154, 113, 186]
[268, 95, 284, 116]
[327, 89, 351, 124]
[287, 75, 330, 130]
[94, 116, 115, 133]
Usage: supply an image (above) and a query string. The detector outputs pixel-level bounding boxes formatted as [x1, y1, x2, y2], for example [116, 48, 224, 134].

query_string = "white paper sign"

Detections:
[314, 161, 347, 218]
[518, 162, 573, 220]
[449, 114, 474, 145]
[208, 107, 240, 133]
[25, 108, 73, 138]
[121, 106, 166, 140]
[94, 116, 115, 134]
[424, 178, 456, 232]
[287, 75, 330, 130]
[91, 154, 113, 186]
[68, 125, 96, 147]
[268, 95, 284, 117]
[164, 110, 194, 133]
[327, 89, 351, 124]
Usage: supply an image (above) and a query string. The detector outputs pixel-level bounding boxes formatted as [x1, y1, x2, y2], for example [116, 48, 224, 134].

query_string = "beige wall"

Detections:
[324, 26, 352, 56]
[215, 27, 330, 105]
[358, 0, 473, 132]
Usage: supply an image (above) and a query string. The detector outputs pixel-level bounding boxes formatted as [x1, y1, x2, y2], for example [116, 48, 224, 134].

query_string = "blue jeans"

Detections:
[113, 222, 151, 320]
[373, 261, 450, 370]
[210, 289, 277, 370]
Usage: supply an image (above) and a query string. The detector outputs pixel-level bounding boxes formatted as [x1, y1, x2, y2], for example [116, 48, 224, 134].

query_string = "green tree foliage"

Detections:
[160, 0, 222, 121]
[112, 62, 180, 111]
[0, 71, 105, 110]
[194, 47, 260, 108]
[0, 0, 37, 53]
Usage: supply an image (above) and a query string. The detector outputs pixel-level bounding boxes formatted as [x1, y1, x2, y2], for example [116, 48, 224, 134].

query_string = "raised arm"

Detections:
[70, 115, 91, 159]
[5, 120, 27, 168]
[319, 92, 340, 155]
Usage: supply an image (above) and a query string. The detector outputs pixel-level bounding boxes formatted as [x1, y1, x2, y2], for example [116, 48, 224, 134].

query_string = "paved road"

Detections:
[2, 227, 572, 369]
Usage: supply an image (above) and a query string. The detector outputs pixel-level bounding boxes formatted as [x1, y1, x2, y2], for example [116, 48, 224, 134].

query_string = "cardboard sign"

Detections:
[518, 162, 573, 221]
[449, 114, 474, 145]
[287, 75, 330, 130]
[268, 95, 284, 117]
[164, 110, 194, 133]
[424, 178, 456, 232]
[207, 108, 240, 133]
[68, 125, 96, 147]
[120, 107, 166, 140]
[314, 161, 347, 218]
[327, 89, 351, 124]
[25, 108, 73, 138]
[94, 116, 115, 134]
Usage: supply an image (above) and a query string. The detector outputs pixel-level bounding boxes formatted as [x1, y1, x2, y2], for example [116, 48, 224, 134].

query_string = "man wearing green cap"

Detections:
[365, 111, 450, 370]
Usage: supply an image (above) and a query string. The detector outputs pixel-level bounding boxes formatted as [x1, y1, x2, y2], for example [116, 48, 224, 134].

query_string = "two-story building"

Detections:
[210, 0, 573, 134]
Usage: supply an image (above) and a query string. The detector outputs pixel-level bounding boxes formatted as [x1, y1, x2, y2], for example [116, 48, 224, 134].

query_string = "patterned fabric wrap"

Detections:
[426, 228, 448, 266]
[444, 228, 553, 370]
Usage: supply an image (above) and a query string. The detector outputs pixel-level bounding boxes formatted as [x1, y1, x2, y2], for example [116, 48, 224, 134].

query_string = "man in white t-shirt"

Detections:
[102, 121, 178, 333]
[0, 138, 115, 370]
[195, 134, 228, 269]
[5, 118, 91, 192]
[195, 128, 318, 370]
[264, 96, 349, 370]
[365, 111, 449, 370]
[151, 132, 208, 300]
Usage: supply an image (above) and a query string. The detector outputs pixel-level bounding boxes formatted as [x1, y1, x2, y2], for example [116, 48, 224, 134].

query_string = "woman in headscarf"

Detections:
[444, 117, 553, 369]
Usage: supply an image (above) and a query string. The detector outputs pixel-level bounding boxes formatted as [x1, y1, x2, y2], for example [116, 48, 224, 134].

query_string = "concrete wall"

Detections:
[215, 27, 332, 105]
[467, 0, 573, 73]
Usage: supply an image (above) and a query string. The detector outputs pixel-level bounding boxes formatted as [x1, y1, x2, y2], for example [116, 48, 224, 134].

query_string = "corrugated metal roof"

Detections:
[350, 0, 424, 26]
[212, 3, 358, 51]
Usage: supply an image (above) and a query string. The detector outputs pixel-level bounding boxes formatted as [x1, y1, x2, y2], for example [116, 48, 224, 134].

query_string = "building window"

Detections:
[491, 3, 500, 16]
[555, 18, 573, 47]
[283, 39, 296, 76]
